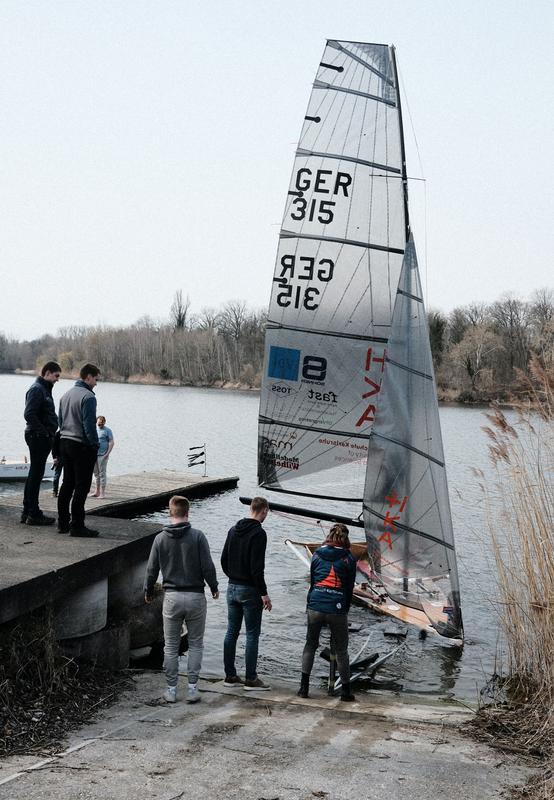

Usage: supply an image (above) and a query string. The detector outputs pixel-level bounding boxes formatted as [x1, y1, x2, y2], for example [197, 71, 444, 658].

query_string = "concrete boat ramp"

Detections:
[0, 471, 238, 660]
[0, 673, 529, 799]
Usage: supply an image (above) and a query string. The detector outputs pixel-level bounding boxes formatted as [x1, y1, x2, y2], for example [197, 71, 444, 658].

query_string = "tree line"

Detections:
[1, 289, 553, 400]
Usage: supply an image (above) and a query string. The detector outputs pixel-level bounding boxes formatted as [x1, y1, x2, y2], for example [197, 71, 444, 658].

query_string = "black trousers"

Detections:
[57, 439, 97, 529]
[23, 432, 52, 517]
[301, 609, 350, 684]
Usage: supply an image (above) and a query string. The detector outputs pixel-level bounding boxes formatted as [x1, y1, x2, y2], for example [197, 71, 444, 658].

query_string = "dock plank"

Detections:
[2, 470, 239, 518]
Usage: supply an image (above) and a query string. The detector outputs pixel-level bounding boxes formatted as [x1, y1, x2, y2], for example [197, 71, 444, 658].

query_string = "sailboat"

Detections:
[246, 40, 463, 646]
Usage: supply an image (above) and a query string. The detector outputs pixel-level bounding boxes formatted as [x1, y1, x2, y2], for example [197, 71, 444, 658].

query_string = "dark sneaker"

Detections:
[57, 524, 70, 534]
[70, 526, 99, 538]
[223, 675, 244, 688]
[20, 513, 27, 524]
[26, 515, 55, 526]
[243, 677, 271, 691]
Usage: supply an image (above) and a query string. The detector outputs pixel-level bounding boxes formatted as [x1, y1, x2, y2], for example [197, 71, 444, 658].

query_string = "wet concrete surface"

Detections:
[0, 674, 530, 799]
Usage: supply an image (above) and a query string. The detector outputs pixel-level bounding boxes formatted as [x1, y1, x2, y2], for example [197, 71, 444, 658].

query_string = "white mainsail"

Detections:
[259, 41, 407, 500]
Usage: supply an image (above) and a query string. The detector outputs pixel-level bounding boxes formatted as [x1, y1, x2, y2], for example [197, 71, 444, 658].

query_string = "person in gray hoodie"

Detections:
[144, 495, 219, 704]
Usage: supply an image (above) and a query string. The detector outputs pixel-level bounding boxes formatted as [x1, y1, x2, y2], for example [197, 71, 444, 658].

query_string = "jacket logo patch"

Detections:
[316, 565, 342, 589]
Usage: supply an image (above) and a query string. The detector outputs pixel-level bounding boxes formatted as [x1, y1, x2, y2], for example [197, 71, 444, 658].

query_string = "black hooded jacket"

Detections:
[221, 518, 268, 596]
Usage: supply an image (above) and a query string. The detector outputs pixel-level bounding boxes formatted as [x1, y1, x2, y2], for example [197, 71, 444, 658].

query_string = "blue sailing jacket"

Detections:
[307, 545, 357, 615]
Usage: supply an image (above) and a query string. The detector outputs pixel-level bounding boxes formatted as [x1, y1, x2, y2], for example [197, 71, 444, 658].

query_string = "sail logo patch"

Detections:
[268, 347, 300, 381]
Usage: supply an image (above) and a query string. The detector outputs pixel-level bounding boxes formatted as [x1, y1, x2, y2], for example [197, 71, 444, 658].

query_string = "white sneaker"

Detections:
[163, 686, 177, 703]
[186, 684, 201, 703]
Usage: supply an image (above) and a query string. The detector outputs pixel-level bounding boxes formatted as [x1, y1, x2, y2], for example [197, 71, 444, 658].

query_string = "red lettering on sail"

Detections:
[365, 347, 386, 372]
[362, 377, 381, 398]
[355, 404, 376, 426]
[385, 489, 408, 512]
[383, 510, 401, 533]
[378, 530, 393, 549]
[356, 347, 387, 428]
[379, 495, 409, 550]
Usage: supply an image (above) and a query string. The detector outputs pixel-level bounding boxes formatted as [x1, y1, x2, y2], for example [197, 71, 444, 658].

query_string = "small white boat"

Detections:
[0, 457, 54, 481]
[0, 457, 30, 481]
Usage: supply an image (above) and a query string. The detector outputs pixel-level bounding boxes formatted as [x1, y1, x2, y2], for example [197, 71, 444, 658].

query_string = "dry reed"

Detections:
[472, 358, 554, 798]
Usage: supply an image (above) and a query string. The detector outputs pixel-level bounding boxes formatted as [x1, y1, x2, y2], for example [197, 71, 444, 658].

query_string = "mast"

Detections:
[390, 44, 412, 594]
[390, 45, 410, 241]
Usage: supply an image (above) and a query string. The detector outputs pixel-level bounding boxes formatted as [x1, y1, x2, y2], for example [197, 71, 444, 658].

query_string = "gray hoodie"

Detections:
[144, 521, 218, 596]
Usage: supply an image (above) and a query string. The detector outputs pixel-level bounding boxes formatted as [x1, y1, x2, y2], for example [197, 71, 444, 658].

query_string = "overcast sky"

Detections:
[1, 0, 553, 340]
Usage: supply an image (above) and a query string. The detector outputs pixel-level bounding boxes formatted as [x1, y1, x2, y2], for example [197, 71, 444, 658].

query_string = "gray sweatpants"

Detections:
[162, 591, 207, 687]
[93, 455, 109, 489]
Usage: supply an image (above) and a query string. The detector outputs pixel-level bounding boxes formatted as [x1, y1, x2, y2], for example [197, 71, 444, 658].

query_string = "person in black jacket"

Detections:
[297, 523, 357, 702]
[221, 496, 272, 691]
[22, 361, 61, 525]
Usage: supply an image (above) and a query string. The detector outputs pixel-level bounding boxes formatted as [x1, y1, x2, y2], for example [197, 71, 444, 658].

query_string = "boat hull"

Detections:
[285, 539, 463, 646]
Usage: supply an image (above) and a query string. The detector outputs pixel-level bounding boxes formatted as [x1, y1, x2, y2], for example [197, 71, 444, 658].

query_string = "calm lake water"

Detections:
[1, 373, 503, 701]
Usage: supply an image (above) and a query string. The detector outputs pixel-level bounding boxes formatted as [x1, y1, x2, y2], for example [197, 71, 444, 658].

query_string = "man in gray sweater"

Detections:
[144, 495, 219, 704]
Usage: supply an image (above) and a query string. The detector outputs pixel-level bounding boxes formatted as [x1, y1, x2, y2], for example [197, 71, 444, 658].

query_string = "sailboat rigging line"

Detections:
[259, 416, 372, 441]
[371, 431, 445, 467]
[279, 230, 405, 255]
[327, 40, 395, 87]
[365, 504, 455, 550]
[265, 321, 388, 344]
[385, 357, 434, 381]
[239, 496, 365, 528]
[313, 80, 396, 108]
[397, 288, 422, 302]
[260, 485, 364, 503]
[296, 147, 402, 174]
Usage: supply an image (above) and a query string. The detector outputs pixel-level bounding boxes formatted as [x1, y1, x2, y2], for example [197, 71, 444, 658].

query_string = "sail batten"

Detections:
[296, 148, 402, 173]
[364, 505, 455, 550]
[266, 322, 389, 344]
[313, 80, 397, 107]
[279, 230, 405, 253]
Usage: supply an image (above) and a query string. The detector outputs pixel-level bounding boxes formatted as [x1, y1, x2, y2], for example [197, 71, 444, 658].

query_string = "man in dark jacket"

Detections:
[57, 363, 101, 537]
[144, 495, 219, 704]
[22, 361, 61, 525]
[221, 496, 272, 690]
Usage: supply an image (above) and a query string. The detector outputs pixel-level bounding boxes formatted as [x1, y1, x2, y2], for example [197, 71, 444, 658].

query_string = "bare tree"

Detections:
[170, 290, 191, 330]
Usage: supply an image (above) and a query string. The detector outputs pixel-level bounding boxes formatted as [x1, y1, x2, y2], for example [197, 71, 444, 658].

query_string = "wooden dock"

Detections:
[1, 470, 239, 518]
[0, 471, 239, 645]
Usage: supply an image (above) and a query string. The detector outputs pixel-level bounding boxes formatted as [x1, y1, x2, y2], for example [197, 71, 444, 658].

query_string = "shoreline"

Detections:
[7, 370, 512, 405]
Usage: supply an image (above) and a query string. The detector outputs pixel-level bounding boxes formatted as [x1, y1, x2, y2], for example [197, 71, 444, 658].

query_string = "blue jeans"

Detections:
[223, 584, 263, 681]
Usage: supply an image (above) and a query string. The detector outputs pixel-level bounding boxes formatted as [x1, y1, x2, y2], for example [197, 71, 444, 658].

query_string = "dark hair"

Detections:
[80, 363, 101, 380]
[325, 523, 350, 549]
[169, 495, 190, 517]
[251, 496, 269, 513]
[41, 361, 61, 376]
